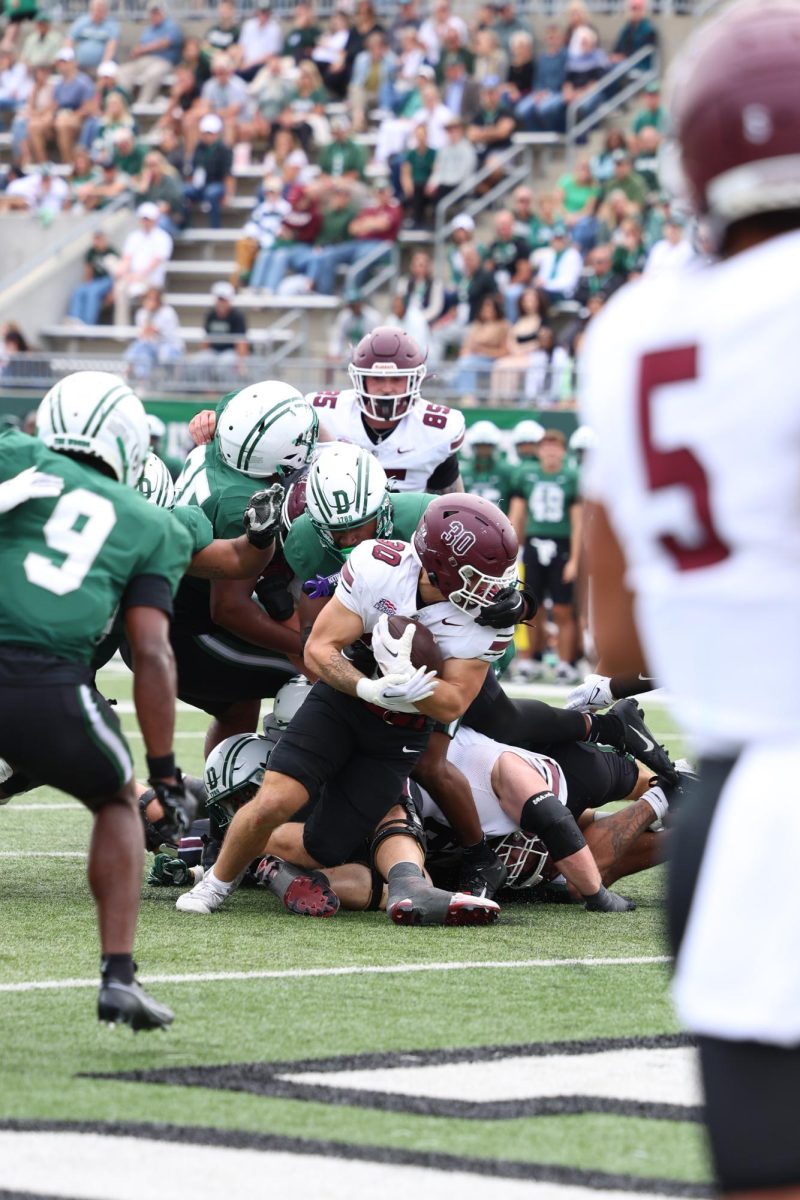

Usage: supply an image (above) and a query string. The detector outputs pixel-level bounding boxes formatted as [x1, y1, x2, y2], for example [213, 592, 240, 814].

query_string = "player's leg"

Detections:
[491, 750, 634, 911]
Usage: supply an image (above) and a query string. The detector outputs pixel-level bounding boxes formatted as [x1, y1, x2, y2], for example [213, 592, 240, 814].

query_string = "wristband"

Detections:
[147, 752, 176, 780]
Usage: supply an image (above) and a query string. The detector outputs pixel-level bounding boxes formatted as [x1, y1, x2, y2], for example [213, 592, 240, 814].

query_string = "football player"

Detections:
[581, 2, 800, 1192]
[0, 371, 194, 1031]
[175, 493, 523, 924]
[459, 420, 515, 514]
[169, 380, 319, 754]
[187, 327, 467, 494]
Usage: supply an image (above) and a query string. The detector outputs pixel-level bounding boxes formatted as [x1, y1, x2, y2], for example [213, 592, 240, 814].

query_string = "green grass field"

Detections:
[0, 666, 712, 1199]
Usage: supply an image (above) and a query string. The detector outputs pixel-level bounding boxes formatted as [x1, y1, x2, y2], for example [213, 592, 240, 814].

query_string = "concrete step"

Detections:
[40, 322, 296, 355]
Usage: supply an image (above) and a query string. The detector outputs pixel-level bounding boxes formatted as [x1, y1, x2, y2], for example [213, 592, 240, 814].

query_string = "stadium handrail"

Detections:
[565, 43, 660, 161]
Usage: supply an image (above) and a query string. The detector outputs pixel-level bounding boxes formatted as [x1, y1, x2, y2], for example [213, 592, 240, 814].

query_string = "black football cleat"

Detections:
[97, 979, 175, 1032]
[457, 848, 508, 901]
[255, 855, 340, 917]
[389, 888, 500, 927]
[609, 699, 680, 786]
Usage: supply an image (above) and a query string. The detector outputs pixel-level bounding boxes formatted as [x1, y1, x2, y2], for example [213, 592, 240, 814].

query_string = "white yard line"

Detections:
[2, 803, 84, 811]
[0, 850, 87, 858]
[0, 955, 670, 994]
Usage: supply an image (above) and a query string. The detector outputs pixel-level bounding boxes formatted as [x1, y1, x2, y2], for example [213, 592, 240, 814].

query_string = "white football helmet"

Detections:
[305, 443, 392, 556]
[467, 420, 502, 449]
[216, 381, 319, 478]
[37, 371, 149, 488]
[492, 831, 548, 889]
[266, 674, 313, 732]
[512, 419, 546, 447]
[569, 425, 597, 454]
[204, 733, 271, 832]
[137, 452, 175, 509]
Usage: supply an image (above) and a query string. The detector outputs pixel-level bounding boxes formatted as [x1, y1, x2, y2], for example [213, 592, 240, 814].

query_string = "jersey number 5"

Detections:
[24, 489, 116, 596]
[638, 346, 729, 572]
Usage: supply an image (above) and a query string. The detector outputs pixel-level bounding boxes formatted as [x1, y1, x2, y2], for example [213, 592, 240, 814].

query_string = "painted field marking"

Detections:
[2, 803, 84, 810]
[0, 956, 670, 995]
[0, 850, 87, 859]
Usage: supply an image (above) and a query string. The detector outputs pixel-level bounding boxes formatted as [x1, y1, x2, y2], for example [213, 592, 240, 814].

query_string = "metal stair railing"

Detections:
[343, 240, 400, 299]
[565, 43, 660, 162]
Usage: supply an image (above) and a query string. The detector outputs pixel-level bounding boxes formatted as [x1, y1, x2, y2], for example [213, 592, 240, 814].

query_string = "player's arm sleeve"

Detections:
[170, 504, 214, 555]
[119, 574, 175, 617]
[134, 515, 195, 599]
[426, 452, 460, 492]
[211, 483, 253, 540]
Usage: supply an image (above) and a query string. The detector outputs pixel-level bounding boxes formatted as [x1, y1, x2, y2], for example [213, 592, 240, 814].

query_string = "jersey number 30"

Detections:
[24, 489, 116, 596]
[639, 347, 729, 572]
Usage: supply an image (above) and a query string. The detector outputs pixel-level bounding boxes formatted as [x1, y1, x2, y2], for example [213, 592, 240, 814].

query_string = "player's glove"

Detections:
[0, 465, 64, 514]
[244, 483, 285, 549]
[564, 673, 614, 712]
[476, 585, 538, 629]
[140, 774, 197, 852]
[148, 852, 195, 887]
[356, 667, 438, 713]
[302, 572, 340, 599]
[371, 614, 415, 677]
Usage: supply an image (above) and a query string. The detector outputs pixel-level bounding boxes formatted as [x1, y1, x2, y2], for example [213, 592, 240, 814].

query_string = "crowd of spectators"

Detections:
[0, 0, 697, 403]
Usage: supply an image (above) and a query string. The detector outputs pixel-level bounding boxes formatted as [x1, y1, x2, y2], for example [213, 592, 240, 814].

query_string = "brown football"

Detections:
[386, 615, 446, 675]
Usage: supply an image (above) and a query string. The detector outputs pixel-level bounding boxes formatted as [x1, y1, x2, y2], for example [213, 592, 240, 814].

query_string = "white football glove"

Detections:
[0, 465, 64, 514]
[563, 673, 614, 712]
[371, 614, 415, 677]
[356, 666, 438, 713]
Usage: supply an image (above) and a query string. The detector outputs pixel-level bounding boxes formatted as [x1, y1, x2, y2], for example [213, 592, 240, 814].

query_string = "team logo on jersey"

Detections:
[441, 520, 477, 557]
[374, 598, 397, 616]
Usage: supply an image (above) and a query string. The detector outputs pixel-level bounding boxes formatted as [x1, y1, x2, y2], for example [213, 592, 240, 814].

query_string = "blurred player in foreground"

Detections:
[581, 3, 800, 1192]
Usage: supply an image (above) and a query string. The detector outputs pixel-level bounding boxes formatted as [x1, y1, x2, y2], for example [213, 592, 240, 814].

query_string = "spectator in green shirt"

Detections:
[630, 81, 667, 134]
[557, 155, 600, 219]
[603, 149, 648, 209]
[283, 1, 320, 63]
[400, 123, 436, 228]
[318, 114, 367, 183]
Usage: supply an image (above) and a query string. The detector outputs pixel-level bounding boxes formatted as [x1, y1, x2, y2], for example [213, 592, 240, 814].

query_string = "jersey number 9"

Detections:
[23, 489, 116, 597]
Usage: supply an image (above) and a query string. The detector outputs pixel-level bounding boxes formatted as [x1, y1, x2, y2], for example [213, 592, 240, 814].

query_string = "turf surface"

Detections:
[0, 666, 711, 1193]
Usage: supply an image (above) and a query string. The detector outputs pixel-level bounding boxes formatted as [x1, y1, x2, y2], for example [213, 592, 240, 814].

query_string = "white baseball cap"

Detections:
[452, 213, 475, 233]
[199, 113, 223, 135]
[57, 47, 76, 61]
[212, 281, 236, 301]
[97, 61, 119, 77]
[137, 201, 161, 221]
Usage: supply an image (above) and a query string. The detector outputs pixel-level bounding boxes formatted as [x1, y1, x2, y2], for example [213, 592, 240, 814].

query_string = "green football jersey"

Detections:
[510, 459, 580, 539]
[0, 430, 193, 665]
[284, 491, 434, 582]
[460, 459, 515, 514]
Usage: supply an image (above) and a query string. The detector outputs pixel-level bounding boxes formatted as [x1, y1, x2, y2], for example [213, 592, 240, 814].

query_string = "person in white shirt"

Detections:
[644, 213, 696, 276]
[112, 202, 173, 326]
[534, 223, 584, 300]
[124, 285, 184, 380]
[236, 0, 283, 83]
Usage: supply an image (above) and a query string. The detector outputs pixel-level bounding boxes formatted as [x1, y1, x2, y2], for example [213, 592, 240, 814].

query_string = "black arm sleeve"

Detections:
[609, 672, 657, 699]
[120, 574, 174, 618]
[426, 452, 460, 491]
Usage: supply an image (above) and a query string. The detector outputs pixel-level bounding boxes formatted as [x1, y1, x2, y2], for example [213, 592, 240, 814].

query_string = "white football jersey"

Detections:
[581, 233, 800, 755]
[335, 540, 513, 664]
[418, 725, 568, 836]
[306, 388, 465, 492]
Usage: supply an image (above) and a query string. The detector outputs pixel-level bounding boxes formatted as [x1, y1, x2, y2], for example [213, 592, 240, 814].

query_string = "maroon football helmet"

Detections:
[279, 472, 308, 542]
[669, 0, 800, 225]
[348, 326, 427, 423]
[413, 494, 519, 613]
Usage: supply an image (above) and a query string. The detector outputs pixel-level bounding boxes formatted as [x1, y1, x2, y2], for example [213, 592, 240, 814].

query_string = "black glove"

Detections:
[244, 483, 285, 549]
[140, 774, 197, 852]
[476, 586, 539, 629]
[255, 573, 295, 622]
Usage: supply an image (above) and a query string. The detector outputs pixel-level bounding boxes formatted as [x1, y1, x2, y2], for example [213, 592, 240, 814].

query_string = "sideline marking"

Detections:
[2, 803, 83, 811]
[0, 851, 87, 859]
[0, 956, 670, 995]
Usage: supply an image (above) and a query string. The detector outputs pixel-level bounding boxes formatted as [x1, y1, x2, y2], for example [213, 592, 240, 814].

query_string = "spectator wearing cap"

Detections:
[196, 280, 248, 370]
[248, 183, 324, 292]
[236, 0, 283, 83]
[183, 112, 233, 228]
[20, 10, 62, 70]
[610, 0, 657, 71]
[425, 114, 476, 207]
[78, 62, 130, 150]
[515, 24, 568, 132]
[203, 0, 240, 59]
[644, 213, 695, 276]
[185, 51, 251, 160]
[307, 176, 401, 295]
[467, 76, 516, 168]
[632, 124, 660, 194]
[318, 114, 367, 182]
[112, 201, 173, 326]
[440, 54, 481, 124]
[630, 81, 667, 135]
[65, 0, 118, 73]
[111, 125, 145, 179]
[65, 226, 118, 324]
[116, 2, 183, 105]
[124, 285, 184, 381]
[134, 149, 185, 236]
[232, 174, 290, 287]
[283, 2, 321, 63]
[444, 212, 480, 287]
[533, 223, 582, 301]
[400, 122, 436, 227]
[0, 48, 30, 127]
[0, 161, 67, 214]
[25, 47, 94, 165]
[348, 30, 397, 131]
[602, 149, 647, 209]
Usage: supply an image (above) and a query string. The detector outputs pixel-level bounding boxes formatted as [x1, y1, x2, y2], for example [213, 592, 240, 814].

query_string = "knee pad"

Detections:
[369, 798, 426, 867]
[520, 791, 586, 861]
[366, 866, 385, 911]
